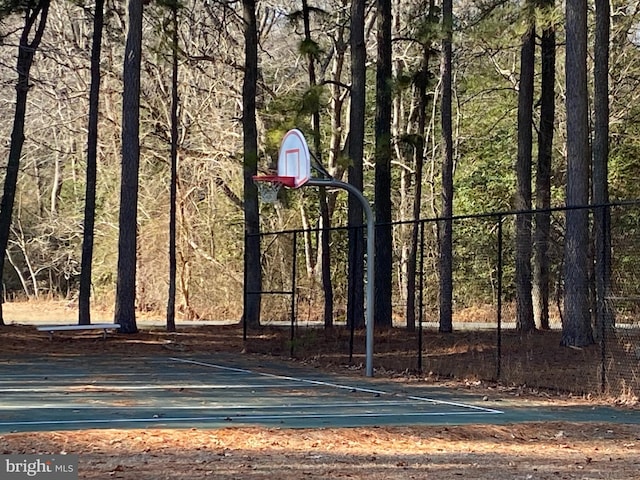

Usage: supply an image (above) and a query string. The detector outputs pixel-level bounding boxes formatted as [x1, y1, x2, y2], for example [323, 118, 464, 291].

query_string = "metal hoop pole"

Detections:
[306, 178, 375, 377]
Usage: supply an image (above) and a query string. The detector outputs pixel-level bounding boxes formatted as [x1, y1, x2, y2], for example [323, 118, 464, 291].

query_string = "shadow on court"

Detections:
[0, 354, 637, 433]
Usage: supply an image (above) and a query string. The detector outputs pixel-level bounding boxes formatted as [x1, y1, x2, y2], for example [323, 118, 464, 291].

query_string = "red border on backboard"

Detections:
[283, 148, 300, 179]
[252, 175, 297, 188]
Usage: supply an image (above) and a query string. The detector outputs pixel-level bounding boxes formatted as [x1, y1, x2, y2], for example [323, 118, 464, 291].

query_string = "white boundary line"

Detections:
[0, 409, 498, 428]
[0, 383, 313, 393]
[169, 357, 503, 415]
[0, 372, 193, 379]
[0, 400, 440, 411]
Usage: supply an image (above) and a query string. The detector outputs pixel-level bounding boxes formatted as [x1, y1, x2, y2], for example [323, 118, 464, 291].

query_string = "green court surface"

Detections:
[0, 354, 637, 433]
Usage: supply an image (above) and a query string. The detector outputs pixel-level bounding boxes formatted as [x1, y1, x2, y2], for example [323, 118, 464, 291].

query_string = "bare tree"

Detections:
[592, 0, 612, 335]
[114, 0, 144, 334]
[374, 0, 393, 328]
[533, 0, 556, 331]
[515, 1, 535, 332]
[563, 0, 593, 346]
[78, 0, 105, 325]
[0, 0, 50, 326]
[299, 0, 334, 329]
[242, 0, 261, 329]
[439, 0, 453, 333]
[404, 0, 436, 331]
[166, 0, 179, 333]
[347, 0, 366, 329]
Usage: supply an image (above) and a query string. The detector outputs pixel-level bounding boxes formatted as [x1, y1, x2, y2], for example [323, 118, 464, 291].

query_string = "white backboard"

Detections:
[278, 129, 311, 188]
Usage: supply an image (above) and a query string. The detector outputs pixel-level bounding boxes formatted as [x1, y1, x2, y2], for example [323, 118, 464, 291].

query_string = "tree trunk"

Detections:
[79, 0, 104, 326]
[242, 0, 262, 329]
[374, 0, 393, 328]
[515, 9, 536, 333]
[114, 0, 143, 334]
[406, 54, 430, 331]
[319, 192, 334, 329]
[347, 0, 366, 329]
[439, 0, 454, 333]
[562, 0, 594, 347]
[301, 0, 334, 329]
[405, 0, 435, 331]
[50, 146, 62, 216]
[593, 0, 613, 336]
[324, 21, 349, 329]
[533, 0, 556, 331]
[166, 1, 179, 333]
[0, 1, 50, 326]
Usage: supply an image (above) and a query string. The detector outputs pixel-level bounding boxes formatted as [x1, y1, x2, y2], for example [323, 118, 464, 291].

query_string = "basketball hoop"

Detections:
[252, 130, 311, 204]
[252, 175, 296, 203]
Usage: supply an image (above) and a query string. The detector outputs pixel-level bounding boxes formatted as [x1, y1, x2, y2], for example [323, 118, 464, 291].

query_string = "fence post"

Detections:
[290, 231, 298, 357]
[496, 214, 503, 381]
[598, 204, 610, 393]
[348, 226, 357, 364]
[417, 219, 425, 373]
[243, 230, 248, 342]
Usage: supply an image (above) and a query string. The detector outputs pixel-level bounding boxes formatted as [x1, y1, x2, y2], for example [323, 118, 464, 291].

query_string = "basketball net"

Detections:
[253, 175, 297, 204]
[254, 179, 282, 203]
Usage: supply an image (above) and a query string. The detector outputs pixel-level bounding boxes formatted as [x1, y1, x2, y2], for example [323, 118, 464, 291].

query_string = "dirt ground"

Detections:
[1, 301, 639, 479]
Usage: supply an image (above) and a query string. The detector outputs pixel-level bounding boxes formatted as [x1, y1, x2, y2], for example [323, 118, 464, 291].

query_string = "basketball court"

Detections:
[2, 352, 637, 434]
[0, 354, 507, 433]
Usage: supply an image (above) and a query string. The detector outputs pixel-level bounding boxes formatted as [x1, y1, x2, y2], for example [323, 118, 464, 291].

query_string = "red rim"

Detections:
[252, 175, 297, 188]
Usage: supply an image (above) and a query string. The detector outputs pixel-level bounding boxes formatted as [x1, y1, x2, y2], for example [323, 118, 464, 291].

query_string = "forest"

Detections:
[1, 0, 640, 353]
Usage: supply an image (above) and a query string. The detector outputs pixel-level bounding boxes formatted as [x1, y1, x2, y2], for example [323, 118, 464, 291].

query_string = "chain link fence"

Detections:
[245, 201, 640, 398]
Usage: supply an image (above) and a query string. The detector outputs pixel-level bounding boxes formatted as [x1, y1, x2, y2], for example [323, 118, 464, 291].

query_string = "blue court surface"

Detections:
[0, 354, 637, 433]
